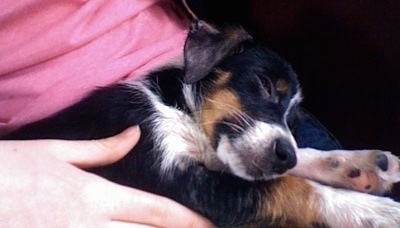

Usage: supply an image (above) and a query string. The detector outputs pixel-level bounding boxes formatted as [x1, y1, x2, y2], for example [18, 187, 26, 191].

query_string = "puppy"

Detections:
[4, 21, 400, 227]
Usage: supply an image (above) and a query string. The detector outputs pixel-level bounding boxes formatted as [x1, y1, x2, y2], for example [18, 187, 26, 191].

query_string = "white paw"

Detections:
[294, 148, 400, 195]
[325, 150, 400, 194]
[313, 181, 400, 227]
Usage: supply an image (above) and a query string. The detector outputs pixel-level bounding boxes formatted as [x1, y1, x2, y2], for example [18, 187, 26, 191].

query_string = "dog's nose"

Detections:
[272, 139, 297, 174]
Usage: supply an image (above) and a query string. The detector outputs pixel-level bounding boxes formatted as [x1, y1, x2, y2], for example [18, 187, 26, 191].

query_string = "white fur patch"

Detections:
[311, 181, 400, 227]
[236, 121, 297, 151]
[182, 84, 198, 116]
[216, 135, 253, 180]
[134, 82, 213, 177]
[284, 89, 303, 120]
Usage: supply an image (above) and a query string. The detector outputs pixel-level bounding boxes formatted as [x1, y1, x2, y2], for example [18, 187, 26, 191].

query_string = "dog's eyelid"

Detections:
[230, 39, 254, 56]
[230, 43, 245, 56]
[257, 76, 273, 95]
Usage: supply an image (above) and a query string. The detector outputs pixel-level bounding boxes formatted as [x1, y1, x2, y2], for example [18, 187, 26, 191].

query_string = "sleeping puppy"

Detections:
[4, 20, 400, 227]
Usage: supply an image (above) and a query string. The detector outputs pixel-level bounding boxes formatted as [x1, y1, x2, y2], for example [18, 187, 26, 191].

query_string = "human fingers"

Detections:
[0, 126, 141, 168]
[104, 183, 213, 228]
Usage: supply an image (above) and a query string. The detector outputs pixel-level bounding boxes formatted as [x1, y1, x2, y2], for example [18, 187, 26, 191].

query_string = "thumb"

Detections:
[60, 126, 141, 168]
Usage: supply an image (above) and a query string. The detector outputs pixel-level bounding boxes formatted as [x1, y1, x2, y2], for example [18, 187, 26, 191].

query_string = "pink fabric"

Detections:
[0, 0, 189, 136]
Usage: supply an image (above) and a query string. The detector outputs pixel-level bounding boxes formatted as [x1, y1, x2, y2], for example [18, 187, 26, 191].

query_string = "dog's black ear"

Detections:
[183, 20, 252, 84]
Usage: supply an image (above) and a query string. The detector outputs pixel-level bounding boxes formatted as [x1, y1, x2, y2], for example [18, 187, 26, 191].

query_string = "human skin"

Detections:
[0, 126, 212, 228]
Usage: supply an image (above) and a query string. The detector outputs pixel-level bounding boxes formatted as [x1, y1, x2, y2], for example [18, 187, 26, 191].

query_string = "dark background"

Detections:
[187, 0, 400, 198]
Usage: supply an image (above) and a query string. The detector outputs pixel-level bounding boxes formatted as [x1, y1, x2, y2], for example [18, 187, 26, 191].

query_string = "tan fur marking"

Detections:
[201, 89, 242, 143]
[276, 79, 290, 93]
[213, 70, 232, 86]
[261, 176, 326, 227]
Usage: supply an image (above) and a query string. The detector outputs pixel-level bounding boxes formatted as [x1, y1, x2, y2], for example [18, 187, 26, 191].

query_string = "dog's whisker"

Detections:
[220, 121, 246, 132]
[199, 120, 246, 134]
[203, 97, 242, 111]
[198, 99, 254, 123]
[234, 112, 253, 128]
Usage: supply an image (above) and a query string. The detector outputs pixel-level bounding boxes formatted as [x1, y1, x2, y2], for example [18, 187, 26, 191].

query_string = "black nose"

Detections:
[272, 139, 297, 174]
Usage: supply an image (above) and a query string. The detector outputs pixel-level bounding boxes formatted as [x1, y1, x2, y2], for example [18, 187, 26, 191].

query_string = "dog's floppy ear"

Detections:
[183, 20, 252, 84]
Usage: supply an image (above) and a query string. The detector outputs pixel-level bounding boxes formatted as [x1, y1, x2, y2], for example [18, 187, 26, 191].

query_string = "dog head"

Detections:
[184, 21, 302, 180]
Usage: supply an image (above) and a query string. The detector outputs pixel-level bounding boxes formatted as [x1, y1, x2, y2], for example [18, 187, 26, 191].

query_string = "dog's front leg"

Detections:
[288, 148, 400, 194]
[183, 173, 400, 227]
[302, 178, 400, 228]
[258, 176, 400, 227]
[159, 167, 331, 227]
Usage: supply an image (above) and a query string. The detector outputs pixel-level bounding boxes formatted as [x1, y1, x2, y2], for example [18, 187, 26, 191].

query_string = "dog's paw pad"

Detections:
[328, 157, 340, 168]
[375, 153, 389, 171]
[346, 170, 379, 193]
[347, 168, 361, 178]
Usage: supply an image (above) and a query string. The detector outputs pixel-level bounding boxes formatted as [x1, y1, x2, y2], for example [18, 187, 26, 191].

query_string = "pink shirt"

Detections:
[0, 0, 189, 136]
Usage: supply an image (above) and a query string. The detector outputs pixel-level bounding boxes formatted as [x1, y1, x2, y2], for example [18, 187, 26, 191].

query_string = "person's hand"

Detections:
[0, 126, 212, 228]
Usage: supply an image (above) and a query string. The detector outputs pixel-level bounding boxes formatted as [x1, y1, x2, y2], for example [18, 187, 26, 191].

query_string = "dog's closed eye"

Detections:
[258, 76, 273, 96]
[229, 39, 253, 56]
[230, 43, 245, 56]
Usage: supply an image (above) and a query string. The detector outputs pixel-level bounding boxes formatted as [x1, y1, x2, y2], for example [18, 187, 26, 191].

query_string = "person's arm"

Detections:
[0, 126, 212, 227]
